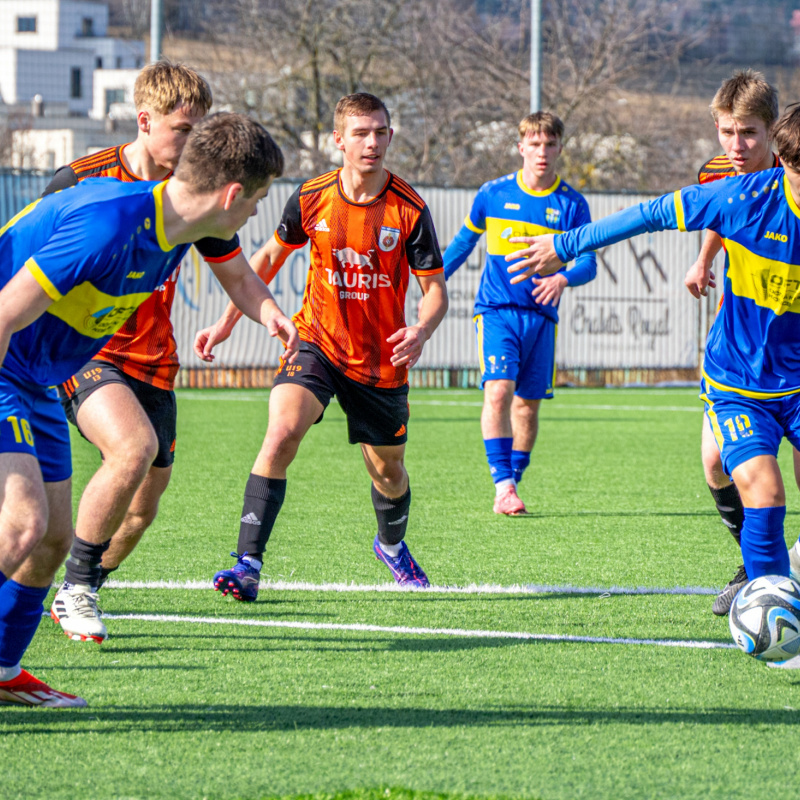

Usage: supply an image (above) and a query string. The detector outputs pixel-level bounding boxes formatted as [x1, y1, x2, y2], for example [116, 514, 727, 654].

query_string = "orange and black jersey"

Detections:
[697, 152, 780, 184]
[275, 169, 443, 389]
[45, 144, 241, 390]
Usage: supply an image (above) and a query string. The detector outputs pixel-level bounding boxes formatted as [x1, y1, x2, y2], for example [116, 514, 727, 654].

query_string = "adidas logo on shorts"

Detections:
[241, 512, 262, 525]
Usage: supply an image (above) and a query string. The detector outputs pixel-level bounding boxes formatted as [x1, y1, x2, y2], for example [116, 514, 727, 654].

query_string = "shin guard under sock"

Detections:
[740, 506, 789, 579]
[372, 484, 411, 546]
[0, 580, 50, 668]
[237, 475, 287, 558]
[708, 483, 745, 546]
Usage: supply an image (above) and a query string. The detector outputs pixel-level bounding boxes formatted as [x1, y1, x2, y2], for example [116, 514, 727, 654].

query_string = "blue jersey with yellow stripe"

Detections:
[0, 177, 188, 386]
[444, 170, 596, 321]
[554, 167, 800, 397]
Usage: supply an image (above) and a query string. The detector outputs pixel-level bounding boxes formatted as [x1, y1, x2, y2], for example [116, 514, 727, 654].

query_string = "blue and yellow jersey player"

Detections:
[443, 111, 596, 515]
[506, 105, 800, 621]
[0, 113, 298, 708]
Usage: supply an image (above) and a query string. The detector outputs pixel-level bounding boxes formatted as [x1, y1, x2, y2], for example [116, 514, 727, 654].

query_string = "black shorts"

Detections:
[272, 343, 409, 446]
[58, 360, 177, 468]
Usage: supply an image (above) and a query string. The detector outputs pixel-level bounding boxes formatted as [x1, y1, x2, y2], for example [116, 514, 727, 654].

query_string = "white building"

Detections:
[0, 0, 144, 115]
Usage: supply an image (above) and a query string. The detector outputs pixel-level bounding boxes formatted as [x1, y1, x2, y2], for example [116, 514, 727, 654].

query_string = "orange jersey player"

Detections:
[49, 62, 298, 645]
[196, 92, 448, 600]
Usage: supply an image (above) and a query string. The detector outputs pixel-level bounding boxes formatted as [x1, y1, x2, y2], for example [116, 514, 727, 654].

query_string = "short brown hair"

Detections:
[334, 93, 391, 132]
[518, 111, 564, 141]
[134, 59, 213, 116]
[174, 113, 284, 196]
[771, 107, 800, 171]
[710, 69, 778, 126]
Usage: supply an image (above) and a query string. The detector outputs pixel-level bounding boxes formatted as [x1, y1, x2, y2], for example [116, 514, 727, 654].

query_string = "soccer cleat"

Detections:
[789, 542, 800, 584]
[50, 584, 107, 643]
[493, 483, 527, 516]
[373, 536, 429, 588]
[0, 669, 87, 707]
[213, 552, 260, 602]
[712, 564, 748, 616]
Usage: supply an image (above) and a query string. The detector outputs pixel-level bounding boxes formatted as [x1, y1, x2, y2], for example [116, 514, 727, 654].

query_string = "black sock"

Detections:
[708, 483, 744, 546]
[237, 474, 286, 558]
[372, 484, 411, 545]
[96, 565, 119, 590]
[64, 537, 111, 589]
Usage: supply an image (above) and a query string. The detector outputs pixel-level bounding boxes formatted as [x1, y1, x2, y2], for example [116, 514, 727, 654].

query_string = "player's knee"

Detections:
[701, 445, 727, 486]
[3, 512, 49, 566]
[107, 432, 159, 481]
[261, 426, 304, 466]
[374, 463, 408, 496]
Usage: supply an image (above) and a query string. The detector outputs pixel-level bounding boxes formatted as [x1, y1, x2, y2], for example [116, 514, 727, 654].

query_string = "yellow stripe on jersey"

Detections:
[485, 218, 561, 256]
[464, 215, 485, 235]
[702, 369, 800, 399]
[45, 282, 154, 339]
[153, 181, 173, 252]
[674, 190, 686, 232]
[784, 174, 800, 221]
[724, 238, 800, 315]
[474, 314, 485, 374]
[516, 171, 561, 197]
[0, 199, 42, 240]
[700, 390, 725, 451]
[25, 257, 63, 301]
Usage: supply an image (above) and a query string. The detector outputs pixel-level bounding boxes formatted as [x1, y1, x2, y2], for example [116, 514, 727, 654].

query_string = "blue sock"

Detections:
[511, 450, 531, 485]
[484, 437, 513, 484]
[0, 580, 50, 668]
[741, 506, 789, 579]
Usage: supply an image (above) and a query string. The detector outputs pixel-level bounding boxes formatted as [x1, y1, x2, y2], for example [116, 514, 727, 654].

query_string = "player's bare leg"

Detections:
[214, 383, 323, 601]
[702, 415, 749, 615]
[482, 379, 526, 515]
[0, 471, 86, 708]
[100, 464, 173, 578]
[52, 383, 157, 642]
[362, 443, 428, 586]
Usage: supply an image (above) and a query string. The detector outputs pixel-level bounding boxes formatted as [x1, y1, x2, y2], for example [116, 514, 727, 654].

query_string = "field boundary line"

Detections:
[105, 579, 718, 596]
[101, 612, 735, 650]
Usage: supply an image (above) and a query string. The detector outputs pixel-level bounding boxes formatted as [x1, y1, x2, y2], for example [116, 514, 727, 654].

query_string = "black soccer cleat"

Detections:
[712, 563, 748, 616]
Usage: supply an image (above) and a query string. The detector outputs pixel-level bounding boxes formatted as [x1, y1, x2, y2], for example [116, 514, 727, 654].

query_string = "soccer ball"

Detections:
[729, 575, 800, 662]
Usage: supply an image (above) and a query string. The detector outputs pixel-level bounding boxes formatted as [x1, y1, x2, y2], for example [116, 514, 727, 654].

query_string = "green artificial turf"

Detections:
[4, 387, 800, 800]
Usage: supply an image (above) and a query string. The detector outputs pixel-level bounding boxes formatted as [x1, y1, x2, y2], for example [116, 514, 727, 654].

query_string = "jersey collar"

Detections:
[783, 173, 800, 221]
[516, 170, 560, 197]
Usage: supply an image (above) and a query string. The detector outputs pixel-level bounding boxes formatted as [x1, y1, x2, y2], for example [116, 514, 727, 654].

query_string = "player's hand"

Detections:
[193, 322, 232, 362]
[684, 259, 716, 299]
[387, 325, 428, 368]
[505, 234, 564, 283]
[531, 273, 568, 306]
[265, 312, 300, 364]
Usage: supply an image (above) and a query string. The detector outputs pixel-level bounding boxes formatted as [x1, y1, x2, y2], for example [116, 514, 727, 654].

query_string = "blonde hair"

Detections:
[134, 60, 213, 116]
[710, 69, 778, 126]
[518, 111, 564, 141]
[334, 93, 390, 132]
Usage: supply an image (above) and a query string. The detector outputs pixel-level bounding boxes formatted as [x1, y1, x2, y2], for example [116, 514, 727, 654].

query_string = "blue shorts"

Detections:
[473, 307, 556, 399]
[0, 371, 71, 483]
[701, 379, 800, 476]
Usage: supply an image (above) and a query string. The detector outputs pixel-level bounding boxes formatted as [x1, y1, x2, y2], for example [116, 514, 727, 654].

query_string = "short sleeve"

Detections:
[465, 189, 487, 234]
[42, 166, 78, 197]
[195, 234, 242, 262]
[274, 186, 308, 248]
[406, 205, 443, 275]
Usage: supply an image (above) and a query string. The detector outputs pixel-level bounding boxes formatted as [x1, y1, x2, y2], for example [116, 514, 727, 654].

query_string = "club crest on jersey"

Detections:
[379, 226, 400, 252]
[545, 207, 560, 225]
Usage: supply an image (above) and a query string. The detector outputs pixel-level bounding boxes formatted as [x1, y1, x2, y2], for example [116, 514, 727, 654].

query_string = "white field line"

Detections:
[175, 393, 700, 413]
[100, 612, 735, 650]
[105, 579, 718, 596]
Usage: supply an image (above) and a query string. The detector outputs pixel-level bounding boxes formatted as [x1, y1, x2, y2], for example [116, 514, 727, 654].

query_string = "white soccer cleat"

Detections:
[0, 669, 87, 707]
[50, 584, 108, 643]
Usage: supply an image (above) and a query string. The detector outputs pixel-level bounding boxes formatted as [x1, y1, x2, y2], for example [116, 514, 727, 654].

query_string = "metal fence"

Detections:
[0, 171, 719, 384]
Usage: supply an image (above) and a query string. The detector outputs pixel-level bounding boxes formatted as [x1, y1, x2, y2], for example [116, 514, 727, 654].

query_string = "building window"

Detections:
[81, 17, 94, 36]
[17, 16, 37, 32]
[95, 57, 103, 69]
[104, 88, 126, 114]
[70, 68, 82, 99]
[116, 56, 123, 68]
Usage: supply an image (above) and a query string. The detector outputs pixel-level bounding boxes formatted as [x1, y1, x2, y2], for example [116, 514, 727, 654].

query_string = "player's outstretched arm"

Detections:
[388, 272, 448, 369]
[193, 236, 294, 361]
[200, 248, 299, 363]
[685, 230, 721, 298]
[0, 268, 55, 367]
